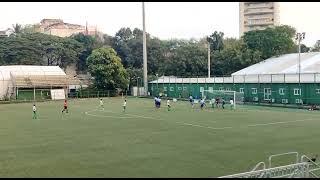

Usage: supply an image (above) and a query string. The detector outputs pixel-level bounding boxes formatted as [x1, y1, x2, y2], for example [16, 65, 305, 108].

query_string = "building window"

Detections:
[316, 89, 320, 94]
[282, 99, 288, 104]
[252, 88, 257, 94]
[279, 88, 285, 95]
[295, 99, 303, 104]
[294, 88, 301, 96]
[239, 88, 244, 93]
[209, 87, 213, 92]
[226, 88, 231, 91]
[219, 87, 224, 91]
[170, 87, 174, 91]
[163, 87, 167, 91]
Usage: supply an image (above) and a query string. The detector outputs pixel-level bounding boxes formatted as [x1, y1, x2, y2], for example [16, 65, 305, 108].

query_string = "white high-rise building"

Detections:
[239, 2, 280, 37]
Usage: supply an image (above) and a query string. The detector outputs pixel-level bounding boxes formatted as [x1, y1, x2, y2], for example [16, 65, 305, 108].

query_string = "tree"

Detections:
[243, 25, 296, 59]
[72, 33, 102, 72]
[87, 47, 129, 90]
[0, 36, 44, 65]
[20, 33, 83, 69]
[311, 40, 320, 52]
[208, 31, 224, 52]
[300, 44, 310, 53]
[11, 23, 23, 35]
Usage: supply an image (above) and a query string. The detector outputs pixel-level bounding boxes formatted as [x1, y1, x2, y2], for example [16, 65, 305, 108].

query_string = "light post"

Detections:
[137, 77, 140, 96]
[142, 2, 148, 96]
[155, 73, 159, 96]
[295, 32, 305, 84]
[207, 36, 211, 78]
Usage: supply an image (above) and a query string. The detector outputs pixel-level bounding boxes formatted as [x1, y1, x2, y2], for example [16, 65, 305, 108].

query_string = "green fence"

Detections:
[149, 76, 320, 107]
[7, 88, 127, 103]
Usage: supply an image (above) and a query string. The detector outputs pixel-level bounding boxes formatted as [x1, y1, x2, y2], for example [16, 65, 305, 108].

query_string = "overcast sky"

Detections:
[0, 2, 319, 46]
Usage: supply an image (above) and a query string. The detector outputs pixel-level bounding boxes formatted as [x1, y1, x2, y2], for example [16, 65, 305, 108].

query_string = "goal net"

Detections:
[201, 90, 244, 109]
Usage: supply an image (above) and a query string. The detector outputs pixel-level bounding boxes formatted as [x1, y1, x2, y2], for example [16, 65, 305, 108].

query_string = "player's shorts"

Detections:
[201, 104, 204, 108]
[167, 105, 170, 107]
[64, 106, 67, 109]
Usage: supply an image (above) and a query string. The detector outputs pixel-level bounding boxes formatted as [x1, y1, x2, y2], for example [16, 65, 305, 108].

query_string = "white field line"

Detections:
[84, 108, 221, 130]
[246, 118, 317, 127]
[84, 108, 319, 131]
[85, 113, 136, 119]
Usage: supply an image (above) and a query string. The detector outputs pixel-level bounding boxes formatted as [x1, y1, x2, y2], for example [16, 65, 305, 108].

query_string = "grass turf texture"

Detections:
[0, 97, 319, 177]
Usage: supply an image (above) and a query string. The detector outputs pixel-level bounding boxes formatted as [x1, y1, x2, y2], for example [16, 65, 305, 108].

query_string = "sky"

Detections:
[0, 2, 319, 47]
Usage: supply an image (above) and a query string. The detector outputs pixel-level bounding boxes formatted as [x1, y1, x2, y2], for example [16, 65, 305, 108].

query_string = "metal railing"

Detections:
[219, 152, 320, 178]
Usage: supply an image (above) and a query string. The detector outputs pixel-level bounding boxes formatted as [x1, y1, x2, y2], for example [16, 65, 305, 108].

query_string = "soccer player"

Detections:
[167, 99, 171, 111]
[158, 97, 161, 108]
[154, 96, 158, 108]
[123, 99, 127, 112]
[32, 104, 37, 119]
[62, 99, 68, 113]
[229, 98, 234, 110]
[215, 97, 219, 108]
[222, 99, 225, 109]
[189, 95, 194, 108]
[200, 98, 205, 110]
[210, 98, 215, 109]
[99, 98, 104, 111]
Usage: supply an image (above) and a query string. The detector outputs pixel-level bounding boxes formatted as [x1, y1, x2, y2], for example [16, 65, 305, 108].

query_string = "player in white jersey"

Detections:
[211, 98, 215, 109]
[229, 98, 234, 110]
[167, 99, 171, 111]
[99, 98, 104, 110]
[189, 95, 194, 108]
[200, 99, 205, 110]
[123, 99, 127, 112]
[32, 104, 37, 119]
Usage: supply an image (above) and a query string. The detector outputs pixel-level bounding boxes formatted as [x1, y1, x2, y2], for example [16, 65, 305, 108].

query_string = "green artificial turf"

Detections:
[0, 97, 319, 177]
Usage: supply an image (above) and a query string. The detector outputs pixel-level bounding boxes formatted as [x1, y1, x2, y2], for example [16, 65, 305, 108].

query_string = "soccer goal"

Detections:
[201, 90, 244, 109]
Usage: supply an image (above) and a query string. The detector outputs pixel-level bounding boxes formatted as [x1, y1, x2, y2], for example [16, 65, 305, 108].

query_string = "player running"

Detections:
[154, 96, 158, 108]
[200, 98, 205, 110]
[230, 98, 234, 110]
[99, 98, 104, 110]
[123, 99, 127, 112]
[32, 104, 37, 119]
[167, 99, 171, 111]
[210, 98, 215, 109]
[222, 99, 225, 109]
[189, 95, 194, 108]
[62, 99, 68, 114]
[157, 97, 161, 108]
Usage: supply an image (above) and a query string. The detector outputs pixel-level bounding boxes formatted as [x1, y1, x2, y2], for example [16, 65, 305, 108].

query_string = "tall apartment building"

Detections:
[239, 2, 280, 37]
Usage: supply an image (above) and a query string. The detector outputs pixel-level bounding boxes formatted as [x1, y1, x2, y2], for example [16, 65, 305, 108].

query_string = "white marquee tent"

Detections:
[0, 65, 67, 100]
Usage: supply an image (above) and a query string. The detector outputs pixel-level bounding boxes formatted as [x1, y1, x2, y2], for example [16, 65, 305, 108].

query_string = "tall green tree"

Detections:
[208, 31, 224, 52]
[87, 47, 129, 90]
[311, 40, 320, 52]
[72, 33, 103, 72]
[243, 25, 296, 59]
[11, 23, 23, 35]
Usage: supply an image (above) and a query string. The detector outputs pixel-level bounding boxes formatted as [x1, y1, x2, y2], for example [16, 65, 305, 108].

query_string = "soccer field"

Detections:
[1, 97, 320, 177]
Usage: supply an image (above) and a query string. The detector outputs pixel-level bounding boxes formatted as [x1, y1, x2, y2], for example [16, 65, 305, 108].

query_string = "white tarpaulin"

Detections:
[50, 89, 66, 100]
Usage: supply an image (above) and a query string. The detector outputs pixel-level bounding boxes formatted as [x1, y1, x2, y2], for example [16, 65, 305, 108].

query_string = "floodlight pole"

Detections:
[207, 37, 211, 78]
[296, 32, 305, 84]
[142, 2, 148, 96]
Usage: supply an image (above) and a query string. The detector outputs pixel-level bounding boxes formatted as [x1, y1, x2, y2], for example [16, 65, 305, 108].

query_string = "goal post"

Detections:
[201, 90, 244, 109]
